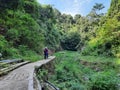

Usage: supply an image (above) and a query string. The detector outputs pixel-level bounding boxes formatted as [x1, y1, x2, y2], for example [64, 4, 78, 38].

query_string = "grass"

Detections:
[116, 59, 120, 65]
[55, 50, 118, 63]
[79, 55, 118, 63]
[47, 51, 120, 90]
[22, 54, 43, 62]
[2, 50, 43, 62]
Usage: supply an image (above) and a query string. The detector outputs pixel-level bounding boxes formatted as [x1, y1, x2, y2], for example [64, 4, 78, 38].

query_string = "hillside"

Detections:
[0, 0, 120, 90]
[0, 0, 119, 60]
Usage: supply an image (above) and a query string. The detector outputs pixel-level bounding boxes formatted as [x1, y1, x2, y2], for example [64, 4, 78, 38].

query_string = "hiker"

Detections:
[44, 47, 48, 59]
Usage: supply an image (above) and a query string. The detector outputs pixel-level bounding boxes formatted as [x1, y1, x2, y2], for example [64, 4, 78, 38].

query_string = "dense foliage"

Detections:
[61, 31, 81, 51]
[0, 0, 61, 59]
[0, 0, 119, 59]
[84, 0, 119, 58]
[47, 51, 119, 90]
[81, 0, 120, 58]
[0, 0, 120, 90]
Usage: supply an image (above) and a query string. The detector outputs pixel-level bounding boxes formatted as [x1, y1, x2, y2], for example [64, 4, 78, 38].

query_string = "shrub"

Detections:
[2, 47, 20, 58]
[0, 35, 8, 53]
[61, 32, 81, 51]
[18, 45, 42, 62]
[88, 71, 119, 90]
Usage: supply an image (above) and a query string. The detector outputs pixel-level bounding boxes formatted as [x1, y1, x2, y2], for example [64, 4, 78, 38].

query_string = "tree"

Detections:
[93, 3, 105, 11]
[87, 3, 105, 24]
[74, 14, 81, 23]
[86, 0, 120, 57]
[108, 0, 120, 17]
[61, 32, 81, 51]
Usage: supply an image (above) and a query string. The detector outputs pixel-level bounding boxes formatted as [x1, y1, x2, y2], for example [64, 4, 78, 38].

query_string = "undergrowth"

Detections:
[48, 51, 120, 90]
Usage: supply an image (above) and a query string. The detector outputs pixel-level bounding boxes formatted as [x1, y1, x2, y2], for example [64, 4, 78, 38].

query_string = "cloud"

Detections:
[61, 0, 93, 16]
[37, 0, 94, 16]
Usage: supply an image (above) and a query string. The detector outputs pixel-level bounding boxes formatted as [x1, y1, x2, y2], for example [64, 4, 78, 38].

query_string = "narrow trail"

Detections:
[0, 56, 55, 90]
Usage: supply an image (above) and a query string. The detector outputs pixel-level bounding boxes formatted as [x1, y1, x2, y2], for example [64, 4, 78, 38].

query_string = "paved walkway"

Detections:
[0, 56, 55, 90]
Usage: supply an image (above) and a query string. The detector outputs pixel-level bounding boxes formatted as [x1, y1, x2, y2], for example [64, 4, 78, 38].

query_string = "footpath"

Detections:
[0, 56, 55, 90]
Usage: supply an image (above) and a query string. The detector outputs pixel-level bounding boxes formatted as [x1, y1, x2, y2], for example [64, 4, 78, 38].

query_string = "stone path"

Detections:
[0, 56, 55, 90]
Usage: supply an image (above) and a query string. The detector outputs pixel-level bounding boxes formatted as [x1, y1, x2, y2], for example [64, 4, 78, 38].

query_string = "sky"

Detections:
[37, 0, 111, 16]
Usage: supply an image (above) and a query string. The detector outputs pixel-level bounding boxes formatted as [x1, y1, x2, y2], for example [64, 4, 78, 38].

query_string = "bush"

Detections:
[88, 71, 119, 90]
[0, 35, 20, 58]
[70, 82, 85, 90]
[18, 45, 42, 62]
[61, 32, 81, 51]
[2, 47, 20, 58]
[0, 35, 8, 52]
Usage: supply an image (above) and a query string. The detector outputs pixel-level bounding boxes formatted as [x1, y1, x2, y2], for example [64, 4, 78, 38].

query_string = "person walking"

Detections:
[44, 47, 48, 59]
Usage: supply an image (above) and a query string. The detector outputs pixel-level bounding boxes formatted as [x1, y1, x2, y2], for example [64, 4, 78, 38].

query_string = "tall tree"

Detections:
[87, 3, 105, 24]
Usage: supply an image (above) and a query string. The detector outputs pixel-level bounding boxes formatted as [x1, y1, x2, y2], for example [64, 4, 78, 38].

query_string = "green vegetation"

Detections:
[0, 0, 61, 60]
[61, 32, 81, 51]
[84, 0, 120, 57]
[0, 0, 120, 61]
[48, 51, 120, 90]
[0, 0, 119, 89]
